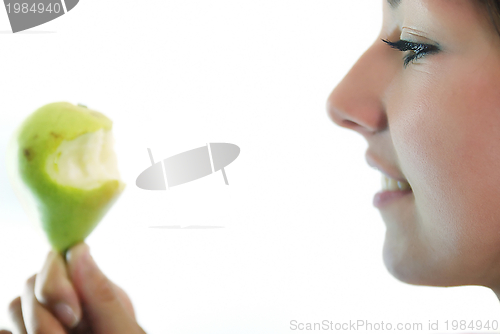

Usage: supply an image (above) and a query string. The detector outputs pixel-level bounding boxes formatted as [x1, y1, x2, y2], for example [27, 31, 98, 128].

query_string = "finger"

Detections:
[0, 331, 13, 334]
[111, 282, 136, 319]
[70, 310, 92, 334]
[8, 297, 27, 334]
[21, 274, 67, 334]
[34, 250, 81, 328]
[67, 242, 143, 334]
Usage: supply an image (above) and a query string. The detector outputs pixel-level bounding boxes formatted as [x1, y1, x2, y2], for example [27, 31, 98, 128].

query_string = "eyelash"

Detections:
[382, 39, 440, 68]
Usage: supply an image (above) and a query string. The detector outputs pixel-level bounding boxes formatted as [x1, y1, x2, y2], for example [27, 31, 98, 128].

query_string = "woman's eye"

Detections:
[382, 39, 440, 68]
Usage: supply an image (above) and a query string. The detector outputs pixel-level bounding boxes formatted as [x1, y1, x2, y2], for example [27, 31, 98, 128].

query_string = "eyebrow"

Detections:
[387, 0, 401, 9]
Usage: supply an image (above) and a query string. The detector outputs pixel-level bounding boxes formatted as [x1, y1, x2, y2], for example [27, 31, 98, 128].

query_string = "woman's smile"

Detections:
[365, 151, 413, 208]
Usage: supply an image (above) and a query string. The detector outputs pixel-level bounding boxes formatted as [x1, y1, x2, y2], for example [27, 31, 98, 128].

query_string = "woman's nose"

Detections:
[326, 41, 391, 138]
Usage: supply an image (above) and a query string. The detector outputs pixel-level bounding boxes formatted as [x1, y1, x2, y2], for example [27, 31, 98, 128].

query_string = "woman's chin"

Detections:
[382, 239, 426, 286]
[381, 235, 483, 288]
[382, 235, 452, 287]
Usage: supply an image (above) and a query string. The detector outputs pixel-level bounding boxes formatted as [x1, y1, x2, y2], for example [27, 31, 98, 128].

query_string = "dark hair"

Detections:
[482, 0, 500, 36]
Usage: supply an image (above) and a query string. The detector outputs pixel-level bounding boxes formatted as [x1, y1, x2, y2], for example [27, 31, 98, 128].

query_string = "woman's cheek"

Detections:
[456, 59, 500, 240]
[391, 62, 500, 265]
[389, 69, 475, 251]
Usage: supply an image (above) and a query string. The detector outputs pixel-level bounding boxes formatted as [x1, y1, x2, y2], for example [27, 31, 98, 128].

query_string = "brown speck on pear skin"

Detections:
[23, 148, 34, 161]
[50, 132, 61, 139]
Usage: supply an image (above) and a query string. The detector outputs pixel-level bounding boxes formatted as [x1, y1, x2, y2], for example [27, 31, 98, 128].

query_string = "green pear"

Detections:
[6, 102, 126, 253]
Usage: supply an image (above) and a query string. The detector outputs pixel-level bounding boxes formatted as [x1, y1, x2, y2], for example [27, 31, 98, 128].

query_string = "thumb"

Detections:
[66, 242, 141, 334]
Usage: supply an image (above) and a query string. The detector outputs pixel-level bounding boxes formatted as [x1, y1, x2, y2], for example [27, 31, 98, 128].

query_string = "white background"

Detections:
[0, 1, 499, 333]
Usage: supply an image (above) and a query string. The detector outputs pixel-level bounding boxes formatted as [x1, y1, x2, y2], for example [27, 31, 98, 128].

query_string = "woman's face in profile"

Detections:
[328, 0, 500, 289]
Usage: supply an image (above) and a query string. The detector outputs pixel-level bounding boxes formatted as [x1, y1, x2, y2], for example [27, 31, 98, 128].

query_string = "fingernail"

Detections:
[54, 302, 79, 328]
[66, 242, 89, 263]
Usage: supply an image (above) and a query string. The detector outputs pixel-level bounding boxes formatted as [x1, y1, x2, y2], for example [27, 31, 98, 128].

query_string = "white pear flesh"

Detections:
[45, 129, 121, 190]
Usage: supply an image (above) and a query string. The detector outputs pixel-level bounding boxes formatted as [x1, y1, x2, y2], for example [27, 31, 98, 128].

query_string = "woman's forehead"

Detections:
[384, 0, 495, 40]
[387, 0, 477, 17]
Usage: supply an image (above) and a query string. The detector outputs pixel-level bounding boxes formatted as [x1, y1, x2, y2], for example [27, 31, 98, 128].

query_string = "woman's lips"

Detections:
[365, 152, 408, 183]
[366, 151, 413, 208]
[373, 175, 413, 208]
[373, 189, 413, 208]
